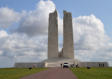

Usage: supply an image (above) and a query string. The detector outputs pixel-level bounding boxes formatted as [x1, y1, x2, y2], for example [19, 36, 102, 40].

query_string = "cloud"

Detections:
[0, 7, 21, 28]
[0, 56, 15, 68]
[0, 0, 112, 68]
[74, 15, 107, 50]
[0, 30, 8, 38]
[0, 30, 47, 67]
[73, 15, 112, 65]
[0, 50, 3, 55]
[16, 0, 56, 36]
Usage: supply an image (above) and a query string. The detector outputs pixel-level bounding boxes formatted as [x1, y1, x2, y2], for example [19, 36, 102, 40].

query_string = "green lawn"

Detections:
[0, 68, 47, 79]
[70, 67, 112, 79]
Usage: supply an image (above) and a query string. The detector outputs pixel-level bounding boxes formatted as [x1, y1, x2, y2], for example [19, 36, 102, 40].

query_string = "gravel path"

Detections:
[21, 68, 78, 79]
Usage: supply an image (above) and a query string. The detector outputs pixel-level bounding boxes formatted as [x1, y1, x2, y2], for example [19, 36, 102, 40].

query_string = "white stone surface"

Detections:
[44, 58, 75, 67]
[63, 11, 74, 59]
[15, 62, 44, 68]
[78, 62, 108, 67]
[48, 10, 58, 59]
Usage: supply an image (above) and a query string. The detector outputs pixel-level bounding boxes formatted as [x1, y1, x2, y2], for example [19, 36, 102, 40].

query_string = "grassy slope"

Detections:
[71, 68, 112, 79]
[0, 68, 47, 79]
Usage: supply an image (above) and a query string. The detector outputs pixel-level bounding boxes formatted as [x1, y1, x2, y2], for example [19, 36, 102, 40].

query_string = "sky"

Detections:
[0, 0, 112, 68]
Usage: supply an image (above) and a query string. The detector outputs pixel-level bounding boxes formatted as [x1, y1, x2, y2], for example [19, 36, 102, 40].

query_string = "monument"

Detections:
[48, 10, 74, 59]
[48, 10, 58, 59]
[44, 10, 76, 67]
[63, 11, 74, 59]
[15, 10, 109, 68]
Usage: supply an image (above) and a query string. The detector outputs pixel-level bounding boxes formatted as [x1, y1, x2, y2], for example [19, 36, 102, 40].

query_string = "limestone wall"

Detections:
[63, 10, 74, 59]
[79, 62, 108, 67]
[48, 10, 58, 59]
[15, 62, 44, 68]
[44, 58, 75, 67]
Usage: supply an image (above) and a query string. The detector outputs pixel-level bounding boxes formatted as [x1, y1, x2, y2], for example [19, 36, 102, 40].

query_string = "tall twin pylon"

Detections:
[48, 10, 74, 59]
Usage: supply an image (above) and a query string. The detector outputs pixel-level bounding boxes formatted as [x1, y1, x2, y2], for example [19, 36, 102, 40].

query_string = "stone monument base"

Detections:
[15, 59, 108, 68]
[43, 58, 79, 67]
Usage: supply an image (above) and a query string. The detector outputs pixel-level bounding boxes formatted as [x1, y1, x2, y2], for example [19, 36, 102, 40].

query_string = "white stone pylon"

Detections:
[48, 10, 58, 59]
[63, 10, 74, 59]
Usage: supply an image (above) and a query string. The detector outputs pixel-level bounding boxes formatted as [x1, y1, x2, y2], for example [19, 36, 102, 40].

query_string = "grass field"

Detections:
[71, 67, 112, 79]
[0, 68, 47, 79]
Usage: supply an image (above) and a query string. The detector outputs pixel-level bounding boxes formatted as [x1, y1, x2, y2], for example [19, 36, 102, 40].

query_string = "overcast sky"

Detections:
[0, 0, 112, 68]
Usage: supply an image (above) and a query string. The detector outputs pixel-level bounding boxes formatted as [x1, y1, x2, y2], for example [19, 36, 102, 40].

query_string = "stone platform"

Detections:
[43, 58, 79, 67]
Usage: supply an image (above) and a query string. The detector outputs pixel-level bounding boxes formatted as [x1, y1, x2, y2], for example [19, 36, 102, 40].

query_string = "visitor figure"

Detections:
[60, 64, 63, 68]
